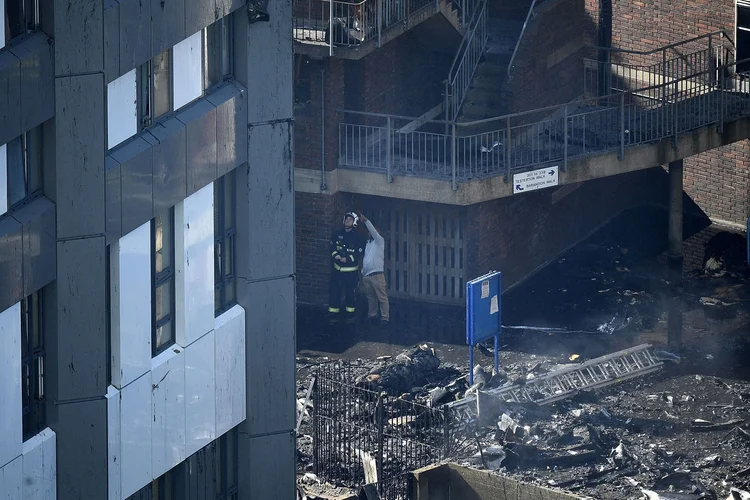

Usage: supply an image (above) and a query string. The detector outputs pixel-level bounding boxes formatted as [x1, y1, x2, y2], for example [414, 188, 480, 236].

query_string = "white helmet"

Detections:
[343, 212, 359, 227]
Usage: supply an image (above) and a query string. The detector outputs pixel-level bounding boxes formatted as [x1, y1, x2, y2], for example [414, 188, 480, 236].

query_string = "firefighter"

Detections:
[328, 212, 365, 321]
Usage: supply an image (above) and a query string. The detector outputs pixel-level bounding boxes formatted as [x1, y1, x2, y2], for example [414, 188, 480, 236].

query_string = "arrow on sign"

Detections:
[549, 170, 555, 176]
[516, 185, 524, 191]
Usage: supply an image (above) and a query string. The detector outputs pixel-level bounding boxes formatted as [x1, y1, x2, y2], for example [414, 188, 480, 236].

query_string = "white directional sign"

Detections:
[513, 166, 559, 194]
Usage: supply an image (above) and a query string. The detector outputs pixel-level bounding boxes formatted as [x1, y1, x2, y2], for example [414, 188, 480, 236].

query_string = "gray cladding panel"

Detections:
[50, 398, 108, 497]
[55, 237, 108, 400]
[11, 33, 55, 132]
[118, 0, 152, 74]
[246, 122, 294, 278]
[11, 198, 56, 297]
[178, 99, 217, 196]
[53, 0, 104, 75]
[0, 216, 23, 312]
[245, 0, 293, 122]
[0, 50, 22, 146]
[185, 0, 217, 37]
[147, 118, 187, 213]
[104, 2, 121, 82]
[207, 83, 247, 177]
[54, 74, 106, 238]
[216, 0, 244, 16]
[243, 277, 296, 435]
[106, 155, 122, 244]
[112, 136, 154, 234]
[239, 432, 296, 500]
[151, 0, 186, 56]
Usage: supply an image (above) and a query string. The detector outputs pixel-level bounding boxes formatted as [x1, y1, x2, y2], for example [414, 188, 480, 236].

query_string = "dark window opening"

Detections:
[152, 209, 175, 356]
[214, 170, 237, 316]
[106, 245, 112, 386]
[21, 289, 45, 441]
[137, 50, 173, 129]
[204, 17, 233, 90]
[125, 468, 177, 500]
[4, 0, 38, 45]
[6, 126, 43, 210]
[738, 4, 750, 73]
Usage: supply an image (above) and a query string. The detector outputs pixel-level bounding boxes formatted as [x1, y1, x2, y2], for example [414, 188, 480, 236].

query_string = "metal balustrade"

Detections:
[338, 54, 750, 190]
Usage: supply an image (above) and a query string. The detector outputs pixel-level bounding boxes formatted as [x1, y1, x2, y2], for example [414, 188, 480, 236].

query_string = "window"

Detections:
[152, 209, 175, 355]
[739, 2, 750, 73]
[6, 126, 43, 209]
[21, 289, 45, 441]
[137, 50, 173, 129]
[203, 17, 233, 90]
[214, 171, 236, 316]
[4, 0, 39, 45]
[215, 428, 239, 500]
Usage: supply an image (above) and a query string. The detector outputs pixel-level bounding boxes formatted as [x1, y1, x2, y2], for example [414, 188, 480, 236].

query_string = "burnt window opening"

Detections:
[215, 170, 237, 316]
[203, 16, 234, 91]
[294, 55, 312, 106]
[21, 289, 45, 441]
[6, 125, 43, 211]
[152, 208, 176, 356]
[125, 468, 177, 500]
[4, 0, 39, 45]
[137, 49, 173, 129]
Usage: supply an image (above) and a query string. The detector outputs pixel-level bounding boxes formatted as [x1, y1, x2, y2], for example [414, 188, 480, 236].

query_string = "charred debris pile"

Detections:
[297, 343, 750, 500]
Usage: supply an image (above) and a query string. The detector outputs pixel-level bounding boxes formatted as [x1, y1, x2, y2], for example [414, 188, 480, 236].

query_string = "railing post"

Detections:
[505, 117, 511, 183]
[719, 65, 725, 134]
[377, 0, 382, 47]
[375, 394, 384, 495]
[442, 406, 451, 458]
[563, 105, 568, 171]
[619, 93, 625, 161]
[444, 79, 451, 134]
[329, 0, 334, 56]
[312, 375, 319, 475]
[708, 34, 715, 87]
[451, 123, 457, 191]
[386, 116, 393, 182]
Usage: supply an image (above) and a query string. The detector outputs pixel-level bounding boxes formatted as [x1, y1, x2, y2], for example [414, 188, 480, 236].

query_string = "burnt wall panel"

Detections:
[146, 117, 188, 214]
[207, 83, 247, 177]
[185, 0, 217, 37]
[178, 99, 218, 195]
[112, 136, 154, 234]
[11, 197, 56, 297]
[11, 33, 55, 132]
[241, 433, 296, 500]
[53, 0, 104, 76]
[118, 0, 152, 75]
[55, 74, 106, 239]
[0, 216, 24, 312]
[151, 0, 186, 55]
[104, 0, 121, 82]
[216, 0, 244, 16]
[106, 155, 123, 244]
[0, 50, 22, 146]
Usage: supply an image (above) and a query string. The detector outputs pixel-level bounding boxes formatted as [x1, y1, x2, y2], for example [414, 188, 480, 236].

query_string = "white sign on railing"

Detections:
[512, 166, 559, 194]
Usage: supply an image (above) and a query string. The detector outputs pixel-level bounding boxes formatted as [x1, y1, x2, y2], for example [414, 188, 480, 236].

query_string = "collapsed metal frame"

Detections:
[311, 361, 456, 499]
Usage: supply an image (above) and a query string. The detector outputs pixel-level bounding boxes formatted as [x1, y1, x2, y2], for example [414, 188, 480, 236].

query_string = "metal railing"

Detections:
[444, 0, 488, 121]
[507, 0, 541, 80]
[293, 0, 438, 52]
[312, 362, 455, 499]
[338, 56, 750, 190]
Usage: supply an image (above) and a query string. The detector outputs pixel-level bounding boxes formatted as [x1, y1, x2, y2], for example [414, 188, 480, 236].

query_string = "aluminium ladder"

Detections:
[449, 343, 663, 412]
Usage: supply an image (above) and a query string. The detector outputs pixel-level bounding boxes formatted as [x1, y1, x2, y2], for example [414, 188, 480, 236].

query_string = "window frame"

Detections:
[3, 0, 40, 46]
[214, 171, 237, 316]
[6, 127, 43, 211]
[202, 16, 234, 92]
[137, 49, 174, 130]
[21, 289, 45, 441]
[215, 428, 239, 500]
[152, 208, 176, 356]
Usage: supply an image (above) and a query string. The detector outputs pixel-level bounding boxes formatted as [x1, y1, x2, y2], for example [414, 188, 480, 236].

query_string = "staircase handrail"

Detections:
[444, 0, 488, 121]
[506, 0, 540, 79]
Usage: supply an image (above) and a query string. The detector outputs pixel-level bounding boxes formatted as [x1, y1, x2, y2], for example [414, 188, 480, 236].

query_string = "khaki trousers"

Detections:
[361, 273, 389, 321]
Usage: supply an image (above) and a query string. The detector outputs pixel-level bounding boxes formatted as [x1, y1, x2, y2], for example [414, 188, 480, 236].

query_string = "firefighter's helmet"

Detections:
[343, 212, 359, 227]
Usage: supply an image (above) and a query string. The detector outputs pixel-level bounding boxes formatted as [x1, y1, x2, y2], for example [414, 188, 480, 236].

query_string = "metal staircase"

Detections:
[449, 343, 663, 411]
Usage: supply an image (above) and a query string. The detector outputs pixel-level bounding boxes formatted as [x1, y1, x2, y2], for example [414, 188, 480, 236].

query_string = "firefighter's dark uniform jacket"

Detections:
[328, 228, 364, 313]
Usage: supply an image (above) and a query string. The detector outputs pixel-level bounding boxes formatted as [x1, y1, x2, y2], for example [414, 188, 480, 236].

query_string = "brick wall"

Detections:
[507, 0, 588, 112]
[465, 167, 669, 288]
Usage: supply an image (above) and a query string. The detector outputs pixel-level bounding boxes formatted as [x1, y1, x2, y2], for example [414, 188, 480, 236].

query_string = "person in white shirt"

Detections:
[358, 212, 390, 325]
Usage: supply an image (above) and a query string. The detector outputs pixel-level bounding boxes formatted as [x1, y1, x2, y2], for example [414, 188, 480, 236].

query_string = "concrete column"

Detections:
[233, 0, 296, 497]
[48, 1, 109, 498]
[667, 159, 684, 352]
